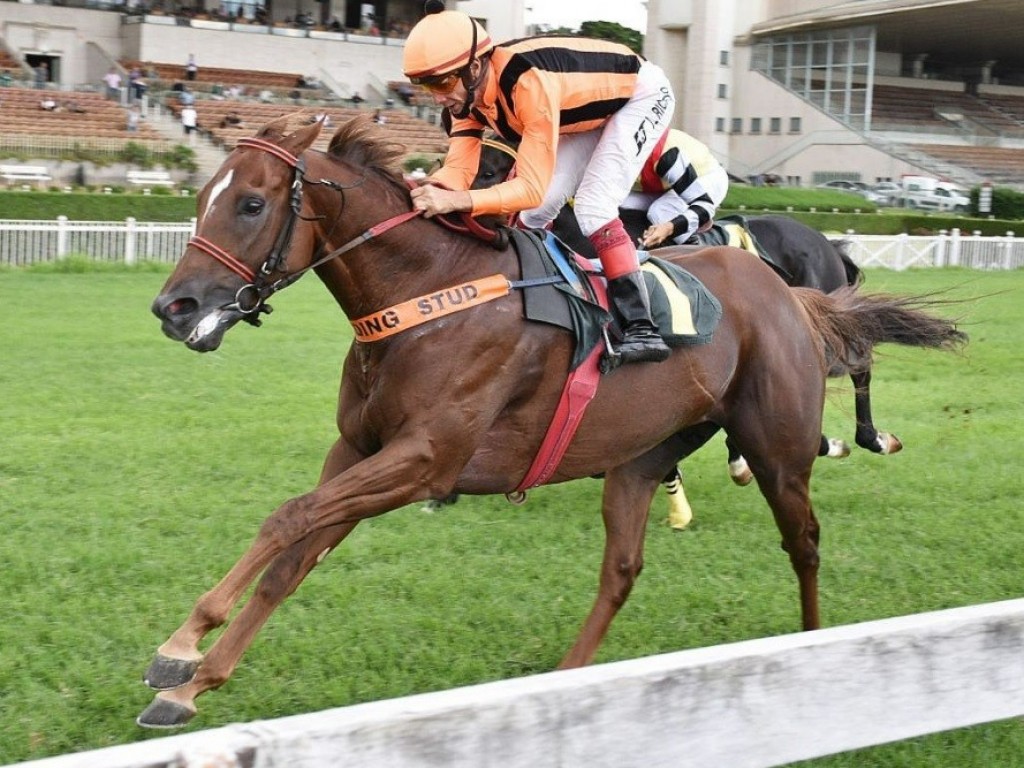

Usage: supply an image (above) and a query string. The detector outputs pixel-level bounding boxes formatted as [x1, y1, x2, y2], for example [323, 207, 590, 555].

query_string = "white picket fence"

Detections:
[2, 218, 1024, 270]
[6, 598, 1024, 768]
[0, 218, 195, 267]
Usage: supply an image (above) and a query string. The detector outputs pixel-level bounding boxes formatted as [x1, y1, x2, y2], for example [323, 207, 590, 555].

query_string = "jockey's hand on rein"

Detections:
[640, 222, 673, 249]
[410, 184, 472, 218]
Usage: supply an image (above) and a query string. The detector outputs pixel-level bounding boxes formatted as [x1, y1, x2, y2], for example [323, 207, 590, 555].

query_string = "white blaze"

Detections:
[202, 169, 234, 222]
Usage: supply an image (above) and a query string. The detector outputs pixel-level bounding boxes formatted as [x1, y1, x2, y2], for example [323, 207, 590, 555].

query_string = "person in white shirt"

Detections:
[181, 104, 198, 144]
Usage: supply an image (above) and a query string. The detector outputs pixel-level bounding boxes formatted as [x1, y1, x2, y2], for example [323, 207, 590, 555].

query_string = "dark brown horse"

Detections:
[142, 116, 966, 728]
[468, 138, 897, 528]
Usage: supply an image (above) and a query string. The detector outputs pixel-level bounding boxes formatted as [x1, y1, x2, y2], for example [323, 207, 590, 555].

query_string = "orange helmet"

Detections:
[403, 8, 494, 79]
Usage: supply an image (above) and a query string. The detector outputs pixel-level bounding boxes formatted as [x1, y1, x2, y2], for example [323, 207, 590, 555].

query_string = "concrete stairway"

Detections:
[144, 101, 227, 186]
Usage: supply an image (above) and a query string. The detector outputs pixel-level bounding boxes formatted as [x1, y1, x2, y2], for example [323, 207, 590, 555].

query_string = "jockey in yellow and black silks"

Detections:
[630, 129, 730, 248]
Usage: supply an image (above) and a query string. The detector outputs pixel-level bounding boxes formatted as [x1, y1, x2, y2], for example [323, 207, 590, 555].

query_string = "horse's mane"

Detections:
[326, 115, 407, 189]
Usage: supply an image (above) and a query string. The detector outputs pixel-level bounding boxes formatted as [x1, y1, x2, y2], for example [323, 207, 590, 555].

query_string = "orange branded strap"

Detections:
[350, 273, 511, 342]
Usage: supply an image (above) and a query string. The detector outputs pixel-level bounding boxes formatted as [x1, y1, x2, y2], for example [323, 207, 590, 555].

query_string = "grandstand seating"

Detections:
[123, 60, 303, 90]
[0, 48, 23, 76]
[871, 84, 1022, 134]
[906, 143, 1024, 185]
[121, 60, 334, 104]
[976, 92, 1024, 127]
[0, 86, 167, 144]
[165, 98, 448, 156]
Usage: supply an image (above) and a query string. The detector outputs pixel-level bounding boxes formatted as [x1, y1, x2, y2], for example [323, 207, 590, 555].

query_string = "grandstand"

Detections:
[0, 86, 167, 147]
[0, 1, 450, 185]
[163, 97, 447, 157]
[3, 0, 1024, 190]
[647, 0, 1024, 190]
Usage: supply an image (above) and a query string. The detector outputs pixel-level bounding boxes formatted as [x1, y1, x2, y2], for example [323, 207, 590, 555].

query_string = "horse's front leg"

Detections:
[851, 369, 903, 454]
[559, 464, 660, 669]
[138, 520, 357, 728]
[141, 436, 362, 690]
[138, 434, 441, 727]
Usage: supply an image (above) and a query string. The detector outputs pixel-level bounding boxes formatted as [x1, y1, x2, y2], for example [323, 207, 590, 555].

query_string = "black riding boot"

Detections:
[607, 271, 671, 364]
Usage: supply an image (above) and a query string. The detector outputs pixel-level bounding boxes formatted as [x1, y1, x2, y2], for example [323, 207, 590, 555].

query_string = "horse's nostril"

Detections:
[166, 298, 193, 316]
[153, 295, 198, 321]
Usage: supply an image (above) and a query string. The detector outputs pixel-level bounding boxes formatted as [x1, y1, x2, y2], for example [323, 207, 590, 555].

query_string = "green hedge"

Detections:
[0, 188, 1019, 235]
[0, 191, 198, 222]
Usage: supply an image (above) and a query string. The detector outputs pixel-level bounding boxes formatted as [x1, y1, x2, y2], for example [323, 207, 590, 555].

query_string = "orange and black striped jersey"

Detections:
[431, 37, 644, 216]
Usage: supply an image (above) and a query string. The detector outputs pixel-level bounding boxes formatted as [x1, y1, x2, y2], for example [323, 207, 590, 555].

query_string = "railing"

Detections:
[5, 599, 1024, 768]
[0, 218, 195, 267]
[1, 219, 1023, 271]
[841, 227, 1024, 270]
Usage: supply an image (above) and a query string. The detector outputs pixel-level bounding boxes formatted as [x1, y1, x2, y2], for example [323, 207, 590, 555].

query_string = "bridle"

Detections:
[187, 135, 505, 325]
[188, 136, 420, 325]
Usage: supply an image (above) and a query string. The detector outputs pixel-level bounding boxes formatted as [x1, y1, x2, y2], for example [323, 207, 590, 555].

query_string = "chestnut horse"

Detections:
[142, 116, 965, 727]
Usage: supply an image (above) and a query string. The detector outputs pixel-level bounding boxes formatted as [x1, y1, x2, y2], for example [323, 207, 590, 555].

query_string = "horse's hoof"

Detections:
[143, 654, 200, 691]
[826, 438, 851, 458]
[505, 491, 527, 505]
[728, 459, 754, 486]
[879, 432, 903, 455]
[136, 694, 196, 729]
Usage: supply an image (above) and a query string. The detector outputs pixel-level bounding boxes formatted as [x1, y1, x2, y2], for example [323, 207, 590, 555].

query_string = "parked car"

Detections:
[871, 181, 903, 205]
[816, 179, 871, 193]
[817, 179, 887, 205]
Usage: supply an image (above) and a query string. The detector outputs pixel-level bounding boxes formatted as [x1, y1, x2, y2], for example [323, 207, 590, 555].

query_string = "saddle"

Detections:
[508, 227, 722, 370]
[505, 226, 722, 492]
[695, 215, 791, 281]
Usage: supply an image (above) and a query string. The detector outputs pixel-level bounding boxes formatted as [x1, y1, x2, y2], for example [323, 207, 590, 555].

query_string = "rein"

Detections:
[190, 135, 512, 335]
[188, 137, 422, 324]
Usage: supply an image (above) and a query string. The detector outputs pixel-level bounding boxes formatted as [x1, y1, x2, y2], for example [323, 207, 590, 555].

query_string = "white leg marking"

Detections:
[728, 456, 754, 486]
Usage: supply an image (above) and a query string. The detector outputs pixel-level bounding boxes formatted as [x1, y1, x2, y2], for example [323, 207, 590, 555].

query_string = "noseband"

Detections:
[188, 136, 420, 325]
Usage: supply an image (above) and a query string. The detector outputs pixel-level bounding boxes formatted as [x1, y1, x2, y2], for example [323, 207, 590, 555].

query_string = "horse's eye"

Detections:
[241, 197, 265, 216]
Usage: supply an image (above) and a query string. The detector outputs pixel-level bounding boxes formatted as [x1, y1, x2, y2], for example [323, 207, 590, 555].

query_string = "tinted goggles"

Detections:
[409, 70, 463, 94]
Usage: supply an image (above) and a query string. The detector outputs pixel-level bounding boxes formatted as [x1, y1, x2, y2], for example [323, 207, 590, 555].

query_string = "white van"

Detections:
[899, 175, 971, 212]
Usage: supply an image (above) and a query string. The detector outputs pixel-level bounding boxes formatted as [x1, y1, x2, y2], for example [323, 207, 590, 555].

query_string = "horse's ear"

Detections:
[257, 115, 291, 142]
[280, 119, 323, 155]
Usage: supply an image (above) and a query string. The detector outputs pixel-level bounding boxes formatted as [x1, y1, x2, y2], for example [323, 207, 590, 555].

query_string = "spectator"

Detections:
[39, 96, 58, 111]
[181, 103, 198, 144]
[396, 82, 414, 106]
[350, 92, 365, 106]
[178, 86, 195, 106]
[126, 105, 141, 132]
[103, 67, 122, 100]
[127, 67, 147, 102]
[185, 53, 197, 82]
[34, 61, 48, 89]
[62, 100, 87, 114]
[219, 111, 243, 128]
[373, 108, 386, 124]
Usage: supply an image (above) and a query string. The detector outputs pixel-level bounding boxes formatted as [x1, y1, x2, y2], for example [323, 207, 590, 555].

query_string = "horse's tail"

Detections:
[794, 285, 967, 374]
[830, 239, 864, 287]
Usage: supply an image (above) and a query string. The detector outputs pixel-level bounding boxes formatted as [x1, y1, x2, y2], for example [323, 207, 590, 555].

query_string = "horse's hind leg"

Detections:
[724, 436, 754, 486]
[663, 466, 694, 530]
[728, 414, 822, 630]
[851, 369, 903, 454]
[559, 462, 664, 668]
